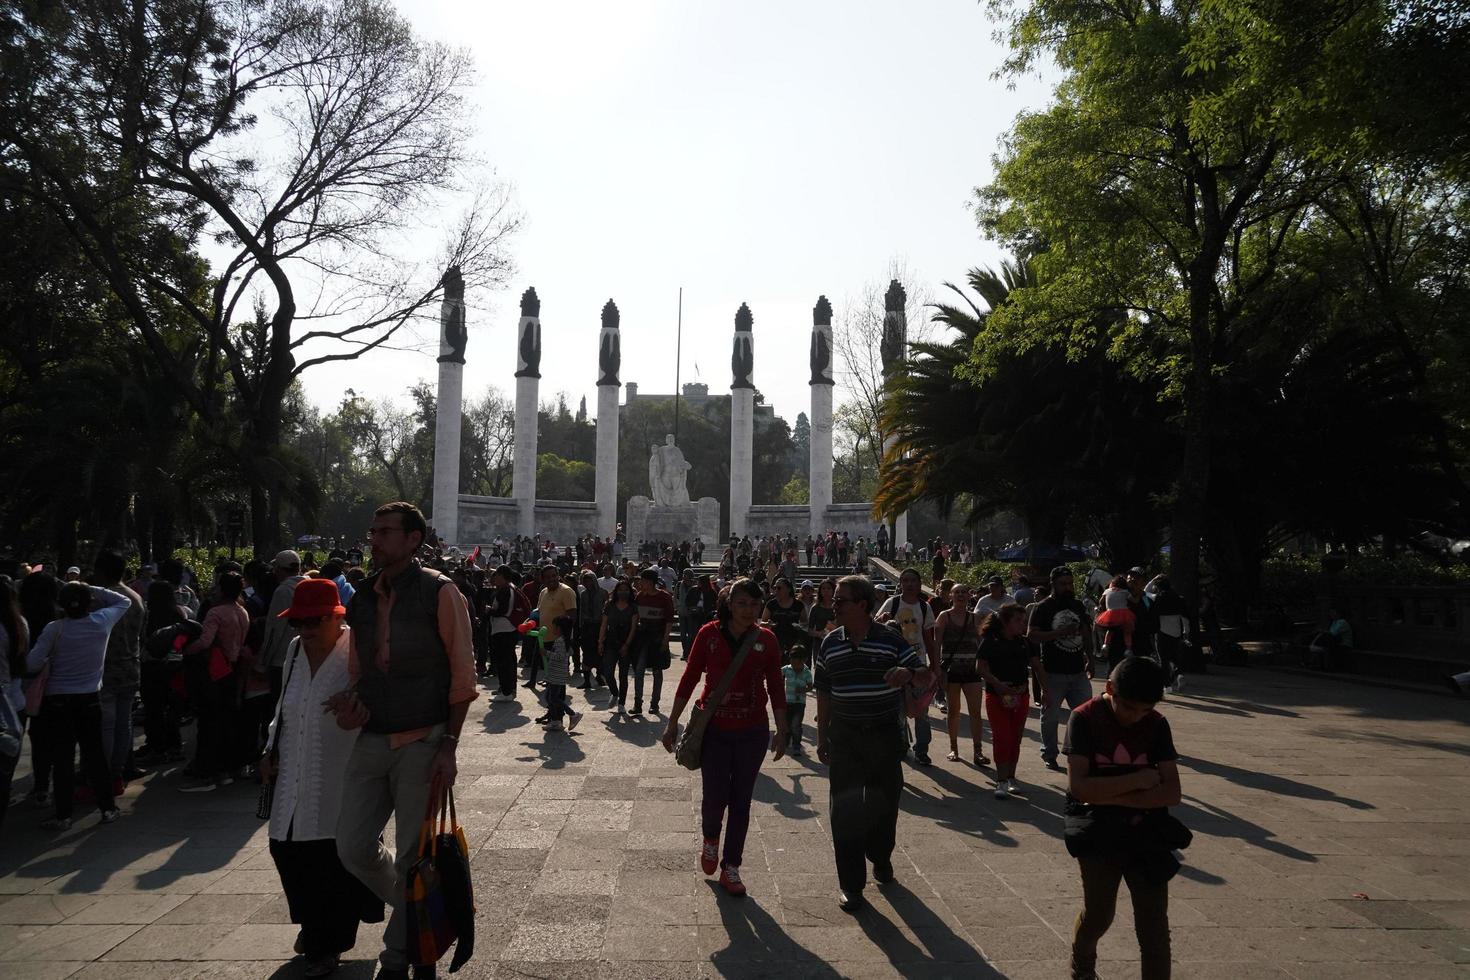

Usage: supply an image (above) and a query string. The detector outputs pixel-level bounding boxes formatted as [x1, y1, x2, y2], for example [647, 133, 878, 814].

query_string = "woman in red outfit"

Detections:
[660, 578, 788, 896]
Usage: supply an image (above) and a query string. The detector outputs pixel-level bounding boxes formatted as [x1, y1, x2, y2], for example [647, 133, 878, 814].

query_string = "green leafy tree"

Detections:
[977, 0, 1405, 601]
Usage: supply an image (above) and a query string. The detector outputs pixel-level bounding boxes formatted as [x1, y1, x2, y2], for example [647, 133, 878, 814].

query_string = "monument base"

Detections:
[626, 496, 720, 548]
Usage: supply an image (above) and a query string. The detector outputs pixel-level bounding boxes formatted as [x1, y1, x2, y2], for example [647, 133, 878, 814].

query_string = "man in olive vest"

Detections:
[328, 501, 478, 980]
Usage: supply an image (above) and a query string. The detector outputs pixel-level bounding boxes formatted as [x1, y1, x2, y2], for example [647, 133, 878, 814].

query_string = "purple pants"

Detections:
[700, 723, 769, 868]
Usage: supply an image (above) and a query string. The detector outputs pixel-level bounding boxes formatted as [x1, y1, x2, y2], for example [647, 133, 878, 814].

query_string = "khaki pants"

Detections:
[335, 727, 442, 970]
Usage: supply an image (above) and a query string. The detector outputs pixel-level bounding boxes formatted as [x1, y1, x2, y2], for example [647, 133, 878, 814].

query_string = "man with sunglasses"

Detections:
[816, 575, 934, 913]
[325, 501, 477, 980]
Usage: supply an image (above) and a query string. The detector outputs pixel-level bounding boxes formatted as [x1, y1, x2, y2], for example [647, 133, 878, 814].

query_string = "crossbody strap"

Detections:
[265, 636, 301, 757]
[705, 628, 761, 710]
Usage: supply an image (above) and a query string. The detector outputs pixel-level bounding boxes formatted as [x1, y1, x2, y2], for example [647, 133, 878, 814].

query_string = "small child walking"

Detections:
[537, 619, 583, 733]
[780, 647, 813, 756]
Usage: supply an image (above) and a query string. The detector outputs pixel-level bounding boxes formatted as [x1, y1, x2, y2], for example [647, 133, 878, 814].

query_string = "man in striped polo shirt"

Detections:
[815, 574, 935, 913]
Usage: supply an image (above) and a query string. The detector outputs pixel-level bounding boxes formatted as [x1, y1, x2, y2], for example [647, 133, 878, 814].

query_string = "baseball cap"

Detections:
[142, 562, 158, 573]
[65, 566, 81, 576]
[799, 579, 815, 589]
[273, 550, 302, 569]
[1128, 566, 1147, 577]
[986, 575, 1004, 586]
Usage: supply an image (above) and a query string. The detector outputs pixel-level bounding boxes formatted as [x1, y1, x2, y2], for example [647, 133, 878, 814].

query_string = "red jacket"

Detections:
[675, 621, 787, 731]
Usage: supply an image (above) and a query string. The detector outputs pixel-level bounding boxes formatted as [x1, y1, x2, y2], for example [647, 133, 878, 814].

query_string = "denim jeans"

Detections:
[1041, 671, 1095, 762]
[99, 685, 137, 780]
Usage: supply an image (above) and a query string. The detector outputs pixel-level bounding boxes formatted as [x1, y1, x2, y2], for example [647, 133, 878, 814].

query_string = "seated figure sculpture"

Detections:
[649, 434, 692, 507]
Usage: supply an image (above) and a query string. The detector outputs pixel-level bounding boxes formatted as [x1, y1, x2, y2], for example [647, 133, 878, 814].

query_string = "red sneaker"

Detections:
[700, 837, 719, 876]
[719, 864, 746, 897]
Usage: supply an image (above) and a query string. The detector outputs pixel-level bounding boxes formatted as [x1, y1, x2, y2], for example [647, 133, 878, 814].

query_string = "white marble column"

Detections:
[729, 303, 755, 537]
[809, 295, 834, 539]
[595, 300, 621, 538]
[512, 287, 541, 537]
[431, 267, 467, 547]
[881, 280, 909, 551]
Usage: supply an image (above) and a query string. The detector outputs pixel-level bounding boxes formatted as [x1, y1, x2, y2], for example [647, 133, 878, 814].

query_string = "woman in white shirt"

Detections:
[259, 579, 382, 978]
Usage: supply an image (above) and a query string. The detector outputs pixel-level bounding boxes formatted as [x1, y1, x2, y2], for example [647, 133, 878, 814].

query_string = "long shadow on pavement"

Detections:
[851, 880, 1004, 978]
[705, 880, 846, 978]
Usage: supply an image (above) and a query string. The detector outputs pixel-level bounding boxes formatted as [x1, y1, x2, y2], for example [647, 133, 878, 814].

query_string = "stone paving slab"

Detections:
[2, 658, 1469, 978]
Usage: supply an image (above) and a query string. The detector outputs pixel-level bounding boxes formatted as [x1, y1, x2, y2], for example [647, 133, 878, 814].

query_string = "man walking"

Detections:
[259, 550, 305, 700]
[93, 551, 144, 792]
[816, 575, 933, 913]
[876, 568, 938, 766]
[328, 502, 477, 980]
[1029, 566, 1095, 771]
[629, 569, 673, 716]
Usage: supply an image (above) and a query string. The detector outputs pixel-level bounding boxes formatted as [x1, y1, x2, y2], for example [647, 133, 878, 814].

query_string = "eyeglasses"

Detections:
[832, 596, 855, 607]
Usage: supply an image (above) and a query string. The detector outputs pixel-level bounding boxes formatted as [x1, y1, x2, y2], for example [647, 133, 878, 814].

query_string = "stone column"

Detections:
[729, 303, 755, 538]
[880, 279, 909, 551]
[512, 287, 541, 537]
[431, 266, 467, 546]
[809, 295, 835, 540]
[595, 299, 621, 538]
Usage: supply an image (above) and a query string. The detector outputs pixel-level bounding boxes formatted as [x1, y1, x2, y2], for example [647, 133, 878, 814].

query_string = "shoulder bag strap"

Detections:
[704, 628, 761, 710]
[265, 636, 301, 757]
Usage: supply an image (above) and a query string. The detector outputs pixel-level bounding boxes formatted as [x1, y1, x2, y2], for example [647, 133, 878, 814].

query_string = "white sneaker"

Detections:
[1006, 779, 1019, 795]
[994, 784, 1010, 800]
[568, 711, 583, 732]
[492, 692, 516, 703]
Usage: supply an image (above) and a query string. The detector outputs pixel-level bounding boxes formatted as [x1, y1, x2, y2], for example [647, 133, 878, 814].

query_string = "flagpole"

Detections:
[674, 286, 683, 445]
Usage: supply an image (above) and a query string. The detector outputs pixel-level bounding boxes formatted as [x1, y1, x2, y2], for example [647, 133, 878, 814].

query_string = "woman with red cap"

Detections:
[259, 578, 383, 978]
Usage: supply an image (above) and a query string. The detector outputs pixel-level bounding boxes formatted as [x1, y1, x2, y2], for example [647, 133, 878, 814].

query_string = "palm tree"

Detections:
[877, 256, 1175, 567]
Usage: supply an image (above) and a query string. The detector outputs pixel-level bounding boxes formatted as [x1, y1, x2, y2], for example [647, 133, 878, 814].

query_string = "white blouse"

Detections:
[266, 630, 359, 842]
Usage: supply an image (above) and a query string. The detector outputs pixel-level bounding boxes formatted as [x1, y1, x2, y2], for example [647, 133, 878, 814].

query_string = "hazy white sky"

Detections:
[300, 0, 1053, 427]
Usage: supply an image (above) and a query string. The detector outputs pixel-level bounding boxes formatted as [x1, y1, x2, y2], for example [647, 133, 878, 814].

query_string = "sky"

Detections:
[299, 0, 1055, 428]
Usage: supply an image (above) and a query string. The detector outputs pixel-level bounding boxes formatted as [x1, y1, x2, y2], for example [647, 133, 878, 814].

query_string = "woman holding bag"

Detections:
[260, 578, 382, 978]
[660, 578, 787, 897]
[178, 571, 248, 792]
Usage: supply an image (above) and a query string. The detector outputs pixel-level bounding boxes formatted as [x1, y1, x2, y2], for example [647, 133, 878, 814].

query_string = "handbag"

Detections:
[406, 789, 476, 971]
[23, 620, 61, 716]
[674, 628, 761, 771]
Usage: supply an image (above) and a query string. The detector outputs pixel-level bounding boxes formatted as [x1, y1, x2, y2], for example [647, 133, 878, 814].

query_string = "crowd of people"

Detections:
[0, 503, 1191, 979]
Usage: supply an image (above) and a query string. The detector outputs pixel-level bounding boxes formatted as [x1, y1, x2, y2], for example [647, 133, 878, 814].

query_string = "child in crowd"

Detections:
[1094, 578, 1136, 671]
[536, 615, 583, 733]
[1063, 656, 1189, 980]
[781, 646, 813, 756]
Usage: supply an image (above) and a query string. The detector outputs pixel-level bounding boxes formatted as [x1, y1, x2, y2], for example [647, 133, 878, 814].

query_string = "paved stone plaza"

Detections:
[2, 661, 1469, 979]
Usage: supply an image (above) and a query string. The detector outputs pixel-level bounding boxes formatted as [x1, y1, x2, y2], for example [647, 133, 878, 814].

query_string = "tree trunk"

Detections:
[1170, 349, 1213, 609]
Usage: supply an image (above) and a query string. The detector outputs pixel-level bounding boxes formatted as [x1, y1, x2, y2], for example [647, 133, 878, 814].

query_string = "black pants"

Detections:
[828, 715, 906, 894]
[490, 630, 519, 696]
[269, 837, 384, 959]
[578, 627, 600, 684]
[140, 660, 183, 752]
[474, 620, 490, 676]
[632, 635, 664, 709]
[185, 659, 229, 778]
[27, 709, 53, 798]
[1073, 855, 1171, 979]
[42, 693, 115, 819]
[615, 653, 633, 707]
[597, 645, 621, 698]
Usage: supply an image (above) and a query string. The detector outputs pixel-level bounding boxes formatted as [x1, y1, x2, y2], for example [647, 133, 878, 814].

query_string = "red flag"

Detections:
[468, 546, 482, 566]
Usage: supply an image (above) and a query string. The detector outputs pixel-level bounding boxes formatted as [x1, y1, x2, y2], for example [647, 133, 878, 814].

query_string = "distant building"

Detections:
[623, 382, 777, 423]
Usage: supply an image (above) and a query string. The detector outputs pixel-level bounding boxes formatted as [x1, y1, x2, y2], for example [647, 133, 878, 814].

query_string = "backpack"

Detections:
[507, 588, 531, 627]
